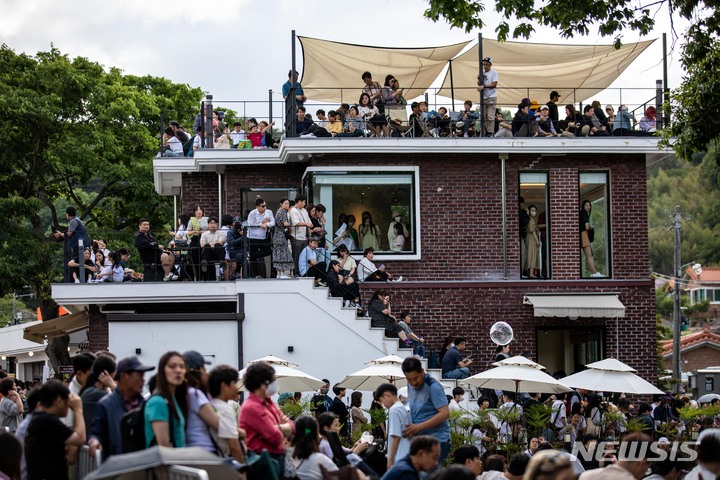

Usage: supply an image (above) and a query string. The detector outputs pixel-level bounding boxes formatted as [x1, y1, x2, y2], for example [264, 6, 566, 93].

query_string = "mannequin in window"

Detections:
[580, 200, 602, 277]
[524, 205, 540, 278]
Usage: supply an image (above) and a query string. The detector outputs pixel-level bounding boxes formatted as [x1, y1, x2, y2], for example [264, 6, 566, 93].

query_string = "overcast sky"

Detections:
[1, 0, 686, 117]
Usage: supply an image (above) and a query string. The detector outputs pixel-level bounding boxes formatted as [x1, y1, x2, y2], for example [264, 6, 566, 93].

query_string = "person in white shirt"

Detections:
[551, 393, 568, 439]
[476, 57, 499, 136]
[376, 383, 412, 469]
[207, 365, 246, 462]
[292, 416, 340, 480]
[200, 217, 226, 280]
[288, 195, 313, 275]
[357, 247, 402, 282]
[229, 122, 246, 146]
[162, 127, 184, 157]
[449, 387, 466, 415]
[246, 198, 275, 278]
[315, 109, 329, 128]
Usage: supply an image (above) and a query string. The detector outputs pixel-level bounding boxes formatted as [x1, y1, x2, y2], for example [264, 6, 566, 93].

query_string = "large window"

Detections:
[520, 172, 550, 279]
[304, 167, 420, 259]
[579, 172, 610, 278]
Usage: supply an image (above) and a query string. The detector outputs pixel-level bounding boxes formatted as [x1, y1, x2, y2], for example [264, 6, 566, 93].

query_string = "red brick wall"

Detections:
[662, 346, 720, 373]
[88, 305, 108, 352]
[174, 152, 657, 383]
[358, 281, 657, 383]
[181, 154, 649, 283]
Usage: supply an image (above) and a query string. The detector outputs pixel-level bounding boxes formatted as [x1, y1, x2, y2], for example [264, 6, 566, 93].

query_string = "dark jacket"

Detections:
[90, 389, 145, 459]
[381, 454, 419, 480]
[511, 110, 532, 136]
[226, 228, 245, 258]
[134, 231, 162, 265]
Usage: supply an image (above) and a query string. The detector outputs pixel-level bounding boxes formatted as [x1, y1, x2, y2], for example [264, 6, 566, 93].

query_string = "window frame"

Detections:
[302, 166, 421, 260]
[519, 171, 551, 279]
[579, 171, 612, 279]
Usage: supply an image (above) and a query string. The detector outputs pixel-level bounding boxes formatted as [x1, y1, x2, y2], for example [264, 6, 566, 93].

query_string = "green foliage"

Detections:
[448, 409, 478, 462]
[0, 294, 30, 327]
[422, 0, 720, 163]
[424, 0, 653, 42]
[0, 45, 202, 367]
[648, 151, 720, 275]
[278, 396, 313, 420]
[524, 403, 552, 439]
[0, 44, 204, 296]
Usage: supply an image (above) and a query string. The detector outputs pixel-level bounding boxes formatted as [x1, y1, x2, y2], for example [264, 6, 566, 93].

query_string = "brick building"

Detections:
[102, 136, 662, 386]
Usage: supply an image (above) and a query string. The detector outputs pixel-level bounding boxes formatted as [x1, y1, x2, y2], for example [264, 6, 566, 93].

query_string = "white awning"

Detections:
[523, 294, 625, 318]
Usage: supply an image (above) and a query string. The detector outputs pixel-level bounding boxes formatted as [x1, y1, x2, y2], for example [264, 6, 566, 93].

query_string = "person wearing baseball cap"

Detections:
[183, 350, 218, 452]
[88, 356, 154, 458]
[477, 57, 498, 136]
[536, 105, 559, 137]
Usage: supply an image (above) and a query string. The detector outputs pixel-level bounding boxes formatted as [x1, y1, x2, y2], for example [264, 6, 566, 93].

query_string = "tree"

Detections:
[647, 149, 720, 275]
[422, 0, 720, 163]
[0, 45, 203, 369]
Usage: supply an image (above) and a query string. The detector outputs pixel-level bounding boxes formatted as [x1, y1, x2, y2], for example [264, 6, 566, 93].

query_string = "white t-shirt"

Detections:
[210, 398, 239, 456]
[552, 400, 567, 428]
[294, 452, 339, 480]
[289, 207, 311, 241]
[167, 136, 183, 154]
[357, 257, 377, 282]
[229, 130, 246, 144]
[186, 387, 214, 451]
[200, 230, 226, 247]
[482, 69, 498, 98]
[387, 401, 412, 463]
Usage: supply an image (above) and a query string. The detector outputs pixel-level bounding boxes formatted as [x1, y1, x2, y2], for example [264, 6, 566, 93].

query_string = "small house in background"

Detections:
[661, 325, 720, 374]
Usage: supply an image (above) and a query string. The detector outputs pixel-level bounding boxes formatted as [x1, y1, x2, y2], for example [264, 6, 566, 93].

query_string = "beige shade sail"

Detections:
[438, 38, 655, 107]
[299, 36, 471, 104]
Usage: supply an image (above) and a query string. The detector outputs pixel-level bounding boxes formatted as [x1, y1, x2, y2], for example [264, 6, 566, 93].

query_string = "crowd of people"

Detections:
[1, 349, 720, 480]
[158, 61, 660, 156]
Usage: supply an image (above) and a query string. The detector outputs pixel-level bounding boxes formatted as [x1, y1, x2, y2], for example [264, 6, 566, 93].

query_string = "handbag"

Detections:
[588, 228, 595, 243]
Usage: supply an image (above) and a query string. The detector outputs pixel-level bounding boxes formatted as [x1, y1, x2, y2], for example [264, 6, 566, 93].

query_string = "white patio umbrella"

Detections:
[493, 355, 545, 370]
[696, 393, 720, 404]
[461, 356, 572, 395]
[560, 358, 664, 395]
[238, 355, 326, 393]
[367, 354, 406, 365]
[337, 363, 408, 390]
[337, 354, 416, 390]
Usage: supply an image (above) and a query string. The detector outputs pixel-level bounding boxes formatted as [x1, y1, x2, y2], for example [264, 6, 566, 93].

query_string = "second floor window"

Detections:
[520, 172, 550, 279]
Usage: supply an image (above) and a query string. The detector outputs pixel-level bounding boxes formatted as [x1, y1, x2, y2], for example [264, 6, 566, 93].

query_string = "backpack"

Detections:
[183, 135, 195, 156]
[120, 395, 174, 453]
[120, 401, 147, 453]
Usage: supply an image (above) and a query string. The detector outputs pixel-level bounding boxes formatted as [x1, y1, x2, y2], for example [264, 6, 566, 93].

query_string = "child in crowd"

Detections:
[248, 121, 274, 148]
[229, 122, 246, 146]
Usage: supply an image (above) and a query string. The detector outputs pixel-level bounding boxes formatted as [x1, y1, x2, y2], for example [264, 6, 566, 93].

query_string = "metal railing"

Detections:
[70, 445, 102, 480]
[156, 85, 665, 155]
[165, 465, 210, 480]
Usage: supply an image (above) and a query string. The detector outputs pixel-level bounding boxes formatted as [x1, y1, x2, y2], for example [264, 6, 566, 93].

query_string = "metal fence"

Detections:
[70, 445, 102, 480]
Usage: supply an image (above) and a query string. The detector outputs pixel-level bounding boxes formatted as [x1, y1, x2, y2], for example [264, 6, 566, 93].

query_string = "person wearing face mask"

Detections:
[387, 211, 409, 251]
[239, 361, 295, 467]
